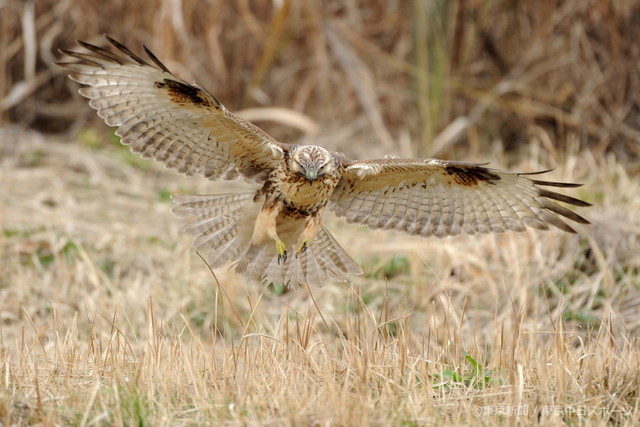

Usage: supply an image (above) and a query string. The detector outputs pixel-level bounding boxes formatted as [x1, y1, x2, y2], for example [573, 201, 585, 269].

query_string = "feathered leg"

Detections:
[172, 193, 362, 287]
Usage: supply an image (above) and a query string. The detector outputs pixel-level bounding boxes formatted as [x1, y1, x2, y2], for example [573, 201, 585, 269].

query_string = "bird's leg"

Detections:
[252, 203, 287, 263]
[275, 239, 287, 264]
[296, 214, 322, 257]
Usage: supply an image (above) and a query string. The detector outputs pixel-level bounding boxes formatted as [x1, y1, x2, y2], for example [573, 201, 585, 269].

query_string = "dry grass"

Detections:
[1, 127, 639, 425]
[2, 0, 640, 425]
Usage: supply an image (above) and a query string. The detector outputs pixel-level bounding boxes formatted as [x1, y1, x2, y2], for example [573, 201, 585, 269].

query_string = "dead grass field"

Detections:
[1, 127, 639, 425]
[2, 0, 640, 425]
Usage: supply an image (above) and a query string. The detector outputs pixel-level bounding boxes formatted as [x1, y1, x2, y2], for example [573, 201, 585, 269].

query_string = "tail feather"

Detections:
[238, 243, 276, 281]
[172, 193, 363, 287]
[172, 192, 257, 269]
[172, 193, 255, 218]
[190, 216, 237, 248]
[312, 226, 362, 278]
[299, 248, 326, 285]
[237, 225, 362, 287]
[193, 220, 236, 254]
[206, 230, 245, 266]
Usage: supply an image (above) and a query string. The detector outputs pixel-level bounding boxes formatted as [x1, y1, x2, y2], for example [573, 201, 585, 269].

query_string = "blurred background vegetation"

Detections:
[1, 0, 639, 167]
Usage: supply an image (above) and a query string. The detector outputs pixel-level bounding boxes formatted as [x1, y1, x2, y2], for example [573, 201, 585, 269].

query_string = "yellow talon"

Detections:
[296, 239, 309, 258]
[276, 239, 287, 264]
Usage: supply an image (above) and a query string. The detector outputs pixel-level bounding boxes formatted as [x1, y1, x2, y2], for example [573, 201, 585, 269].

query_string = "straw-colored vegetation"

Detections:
[1, 1, 640, 425]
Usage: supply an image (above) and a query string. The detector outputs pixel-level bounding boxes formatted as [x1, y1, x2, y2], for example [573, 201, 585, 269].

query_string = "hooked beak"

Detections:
[305, 169, 318, 183]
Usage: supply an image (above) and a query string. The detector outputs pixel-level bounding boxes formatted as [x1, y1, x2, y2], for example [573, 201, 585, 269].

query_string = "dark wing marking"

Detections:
[329, 158, 590, 237]
[57, 36, 287, 182]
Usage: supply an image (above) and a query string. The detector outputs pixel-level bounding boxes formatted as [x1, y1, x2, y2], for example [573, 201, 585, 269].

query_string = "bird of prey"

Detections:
[57, 36, 590, 287]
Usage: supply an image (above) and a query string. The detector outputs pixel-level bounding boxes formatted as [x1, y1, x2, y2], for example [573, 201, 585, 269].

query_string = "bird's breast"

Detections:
[281, 178, 333, 206]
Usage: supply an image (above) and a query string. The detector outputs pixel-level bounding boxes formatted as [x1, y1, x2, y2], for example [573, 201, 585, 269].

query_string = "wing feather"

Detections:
[330, 158, 590, 237]
[57, 36, 286, 182]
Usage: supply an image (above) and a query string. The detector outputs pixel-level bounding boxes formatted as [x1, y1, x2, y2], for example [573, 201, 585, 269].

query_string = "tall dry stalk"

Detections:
[0, 0, 638, 164]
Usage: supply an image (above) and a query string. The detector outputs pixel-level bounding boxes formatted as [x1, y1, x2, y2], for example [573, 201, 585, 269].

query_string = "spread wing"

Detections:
[329, 158, 590, 237]
[56, 36, 286, 182]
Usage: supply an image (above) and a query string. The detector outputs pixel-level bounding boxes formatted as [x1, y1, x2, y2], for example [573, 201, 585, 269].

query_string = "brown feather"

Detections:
[57, 36, 286, 183]
[330, 160, 590, 237]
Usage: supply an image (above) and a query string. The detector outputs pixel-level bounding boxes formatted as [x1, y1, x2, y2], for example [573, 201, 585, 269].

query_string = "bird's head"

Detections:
[287, 145, 336, 183]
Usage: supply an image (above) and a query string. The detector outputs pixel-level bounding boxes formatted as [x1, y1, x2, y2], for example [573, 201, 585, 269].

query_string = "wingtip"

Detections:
[142, 43, 171, 73]
[75, 39, 108, 56]
[104, 35, 130, 52]
[519, 168, 555, 176]
[531, 179, 585, 189]
[53, 59, 70, 68]
[105, 35, 120, 47]
[572, 199, 592, 208]
[104, 34, 118, 45]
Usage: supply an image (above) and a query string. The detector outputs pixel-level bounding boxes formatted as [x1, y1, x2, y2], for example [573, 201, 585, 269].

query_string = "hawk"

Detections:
[57, 37, 590, 287]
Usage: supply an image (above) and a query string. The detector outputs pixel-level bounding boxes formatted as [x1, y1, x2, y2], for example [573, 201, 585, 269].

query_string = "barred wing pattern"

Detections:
[57, 37, 285, 182]
[330, 159, 590, 237]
